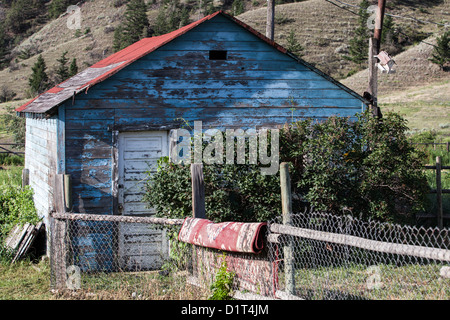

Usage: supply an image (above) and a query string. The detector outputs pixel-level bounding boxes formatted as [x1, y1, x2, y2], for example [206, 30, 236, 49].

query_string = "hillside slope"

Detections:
[341, 36, 449, 96]
[0, 0, 449, 102]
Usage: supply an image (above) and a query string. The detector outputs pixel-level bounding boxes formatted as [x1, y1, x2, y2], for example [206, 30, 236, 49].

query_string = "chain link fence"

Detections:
[267, 210, 450, 300]
[49, 211, 450, 300]
[49, 213, 210, 300]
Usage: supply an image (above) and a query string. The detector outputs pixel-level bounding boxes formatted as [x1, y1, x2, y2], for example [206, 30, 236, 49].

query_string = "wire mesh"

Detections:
[268, 210, 450, 300]
[49, 211, 450, 300]
[49, 215, 210, 299]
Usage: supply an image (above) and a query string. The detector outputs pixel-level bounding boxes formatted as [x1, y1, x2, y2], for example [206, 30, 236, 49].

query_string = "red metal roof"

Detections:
[16, 10, 363, 114]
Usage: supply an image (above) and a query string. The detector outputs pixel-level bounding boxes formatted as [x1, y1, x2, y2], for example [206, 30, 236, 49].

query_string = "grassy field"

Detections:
[0, 257, 209, 300]
[379, 79, 450, 143]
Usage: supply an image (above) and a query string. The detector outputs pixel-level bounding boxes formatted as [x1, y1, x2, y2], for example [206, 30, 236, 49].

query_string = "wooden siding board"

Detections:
[65, 109, 115, 121]
[86, 79, 341, 90]
[25, 116, 57, 221]
[125, 58, 309, 72]
[75, 87, 358, 100]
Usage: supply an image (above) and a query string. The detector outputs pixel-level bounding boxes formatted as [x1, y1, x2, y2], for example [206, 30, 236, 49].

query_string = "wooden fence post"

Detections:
[50, 216, 67, 289]
[64, 174, 72, 212]
[191, 163, 205, 219]
[22, 168, 29, 189]
[280, 162, 295, 295]
[436, 156, 443, 229]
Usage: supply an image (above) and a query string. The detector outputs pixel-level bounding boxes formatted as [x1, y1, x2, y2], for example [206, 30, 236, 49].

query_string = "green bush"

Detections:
[0, 168, 39, 243]
[145, 111, 429, 224]
[208, 253, 235, 300]
[0, 185, 39, 238]
[144, 156, 280, 223]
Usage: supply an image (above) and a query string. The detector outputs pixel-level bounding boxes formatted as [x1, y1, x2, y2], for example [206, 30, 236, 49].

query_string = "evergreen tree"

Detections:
[49, 0, 68, 19]
[381, 15, 397, 45]
[114, 0, 149, 51]
[153, 1, 190, 36]
[29, 55, 49, 95]
[232, 0, 244, 16]
[345, 0, 370, 66]
[286, 29, 304, 57]
[113, 25, 125, 52]
[68, 58, 78, 77]
[0, 24, 8, 69]
[56, 50, 69, 83]
[429, 31, 450, 70]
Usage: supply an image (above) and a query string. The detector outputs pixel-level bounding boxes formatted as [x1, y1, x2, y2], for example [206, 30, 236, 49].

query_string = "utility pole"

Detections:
[266, 0, 275, 41]
[366, 0, 386, 119]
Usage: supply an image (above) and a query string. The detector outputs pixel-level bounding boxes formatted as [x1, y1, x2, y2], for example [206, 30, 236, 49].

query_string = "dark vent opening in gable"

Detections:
[209, 50, 227, 60]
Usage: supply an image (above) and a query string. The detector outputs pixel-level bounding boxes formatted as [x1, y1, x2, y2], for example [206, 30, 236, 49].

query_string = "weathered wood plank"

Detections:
[97, 79, 337, 90]
[191, 163, 205, 219]
[72, 98, 362, 111]
[92, 69, 341, 82]
[65, 108, 115, 120]
[78, 87, 359, 100]
[126, 58, 309, 71]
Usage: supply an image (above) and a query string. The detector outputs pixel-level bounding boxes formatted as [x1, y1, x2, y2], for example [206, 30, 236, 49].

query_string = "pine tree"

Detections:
[49, 0, 68, 19]
[286, 29, 304, 57]
[0, 24, 8, 69]
[345, 0, 370, 66]
[232, 0, 244, 16]
[69, 58, 78, 77]
[113, 25, 125, 52]
[153, 1, 190, 36]
[29, 55, 49, 95]
[56, 51, 69, 83]
[114, 0, 149, 51]
[429, 31, 450, 70]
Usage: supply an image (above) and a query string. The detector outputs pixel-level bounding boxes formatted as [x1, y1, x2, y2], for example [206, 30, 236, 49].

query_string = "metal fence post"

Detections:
[280, 162, 295, 295]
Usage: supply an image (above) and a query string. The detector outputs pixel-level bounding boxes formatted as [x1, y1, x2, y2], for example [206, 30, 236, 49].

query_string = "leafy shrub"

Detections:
[208, 253, 235, 300]
[0, 184, 39, 238]
[144, 156, 280, 223]
[145, 111, 429, 224]
[283, 111, 428, 223]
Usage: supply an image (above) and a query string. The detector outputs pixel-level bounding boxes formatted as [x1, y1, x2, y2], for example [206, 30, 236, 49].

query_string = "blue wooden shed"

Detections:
[17, 11, 367, 270]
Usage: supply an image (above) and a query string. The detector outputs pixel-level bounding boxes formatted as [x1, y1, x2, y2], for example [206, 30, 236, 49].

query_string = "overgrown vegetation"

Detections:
[208, 253, 235, 300]
[429, 30, 450, 70]
[0, 166, 39, 263]
[0, 104, 26, 145]
[145, 111, 429, 224]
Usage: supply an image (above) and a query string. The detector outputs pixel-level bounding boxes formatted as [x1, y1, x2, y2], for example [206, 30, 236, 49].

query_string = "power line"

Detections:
[327, 0, 449, 27]
[324, 0, 445, 48]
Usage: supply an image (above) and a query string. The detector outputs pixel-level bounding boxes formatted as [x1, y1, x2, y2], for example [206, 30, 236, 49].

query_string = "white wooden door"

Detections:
[117, 131, 169, 270]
